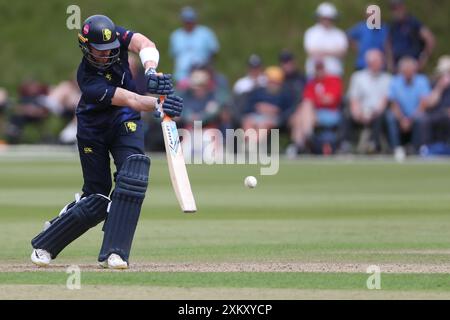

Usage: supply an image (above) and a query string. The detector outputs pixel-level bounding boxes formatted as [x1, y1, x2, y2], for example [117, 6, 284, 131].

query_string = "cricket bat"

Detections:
[159, 96, 197, 213]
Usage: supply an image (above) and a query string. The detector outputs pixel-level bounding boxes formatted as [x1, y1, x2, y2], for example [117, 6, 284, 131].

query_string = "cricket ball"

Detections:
[244, 176, 257, 188]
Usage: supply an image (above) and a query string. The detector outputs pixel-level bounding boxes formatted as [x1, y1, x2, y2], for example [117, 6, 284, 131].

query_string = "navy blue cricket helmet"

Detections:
[78, 15, 120, 69]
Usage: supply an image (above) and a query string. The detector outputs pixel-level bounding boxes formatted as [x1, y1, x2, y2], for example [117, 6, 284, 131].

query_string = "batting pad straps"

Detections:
[31, 194, 110, 258]
[98, 154, 150, 263]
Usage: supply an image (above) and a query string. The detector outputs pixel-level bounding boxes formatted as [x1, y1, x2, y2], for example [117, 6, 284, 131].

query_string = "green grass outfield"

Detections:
[0, 150, 449, 299]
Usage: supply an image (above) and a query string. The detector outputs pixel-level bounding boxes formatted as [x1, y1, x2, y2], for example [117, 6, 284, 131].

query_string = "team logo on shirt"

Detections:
[125, 121, 137, 133]
[105, 73, 112, 81]
[102, 28, 112, 41]
[83, 147, 93, 154]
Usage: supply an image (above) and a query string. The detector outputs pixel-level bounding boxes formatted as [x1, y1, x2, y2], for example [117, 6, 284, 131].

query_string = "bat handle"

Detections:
[156, 72, 171, 121]
[158, 95, 171, 122]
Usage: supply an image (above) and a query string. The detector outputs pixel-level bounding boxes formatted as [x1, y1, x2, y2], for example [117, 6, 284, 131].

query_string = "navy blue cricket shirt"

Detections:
[76, 26, 140, 139]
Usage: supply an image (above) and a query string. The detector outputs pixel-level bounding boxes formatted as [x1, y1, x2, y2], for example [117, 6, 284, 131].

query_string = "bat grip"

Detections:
[156, 72, 171, 121]
[159, 95, 171, 122]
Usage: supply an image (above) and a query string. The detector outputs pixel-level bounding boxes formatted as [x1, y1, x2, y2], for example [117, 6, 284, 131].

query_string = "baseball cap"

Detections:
[279, 50, 294, 63]
[180, 6, 197, 22]
[389, 0, 405, 8]
[248, 54, 262, 68]
[316, 2, 338, 19]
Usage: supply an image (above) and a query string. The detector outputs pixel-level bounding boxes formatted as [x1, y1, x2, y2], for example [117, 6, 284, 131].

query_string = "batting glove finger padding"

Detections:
[146, 72, 174, 95]
[159, 95, 183, 118]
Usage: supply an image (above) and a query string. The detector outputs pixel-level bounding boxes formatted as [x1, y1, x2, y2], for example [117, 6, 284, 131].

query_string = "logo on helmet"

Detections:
[102, 28, 112, 41]
[83, 24, 90, 35]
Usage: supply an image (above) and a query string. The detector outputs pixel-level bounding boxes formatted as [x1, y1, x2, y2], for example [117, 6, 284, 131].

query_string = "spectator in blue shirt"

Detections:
[243, 66, 292, 143]
[386, 0, 435, 72]
[386, 57, 431, 155]
[278, 50, 306, 124]
[347, 8, 389, 70]
[169, 7, 220, 83]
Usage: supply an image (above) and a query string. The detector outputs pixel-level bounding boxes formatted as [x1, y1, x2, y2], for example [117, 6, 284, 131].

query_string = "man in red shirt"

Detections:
[287, 60, 343, 156]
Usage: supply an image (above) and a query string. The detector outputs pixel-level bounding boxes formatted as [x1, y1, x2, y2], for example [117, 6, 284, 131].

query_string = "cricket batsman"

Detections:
[30, 14, 183, 269]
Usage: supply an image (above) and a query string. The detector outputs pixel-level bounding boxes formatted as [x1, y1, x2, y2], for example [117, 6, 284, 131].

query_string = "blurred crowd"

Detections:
[1, 0, 450, 159]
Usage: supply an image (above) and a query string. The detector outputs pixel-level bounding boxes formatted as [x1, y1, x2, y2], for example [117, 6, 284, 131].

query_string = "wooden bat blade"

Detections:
[161, 118, 197, 213]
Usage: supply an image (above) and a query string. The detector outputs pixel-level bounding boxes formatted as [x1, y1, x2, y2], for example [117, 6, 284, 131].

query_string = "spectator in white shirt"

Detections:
[231, 54, 267, 126]
[304, 2, 348, 78]
[341, 49, 392, 153]
[233, 54, 267, 96]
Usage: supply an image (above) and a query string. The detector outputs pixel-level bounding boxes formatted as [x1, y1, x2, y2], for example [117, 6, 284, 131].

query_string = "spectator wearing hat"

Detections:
[233, 54, 267, 96]
[386, 0, 435, 72]
[278, 50, 306, 128]
[242, 66, 292, 140]
[347, 6, 390, 70]
[180, 69, 222, 127]
[287, 60, 343, 156]
[169, 6, 220, 82]
[304, 2, 348, 78]
[179, 69, 223, 160]
[231, 55, 267, 127]
[420, 56, 450, 146]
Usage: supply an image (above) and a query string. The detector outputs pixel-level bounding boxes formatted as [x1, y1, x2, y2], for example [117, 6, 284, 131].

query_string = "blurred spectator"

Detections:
[304, 2, 348, 78]
[0, 88, 8, 113]
[202, 62, 230, 110]
[180, 69, 222, 126]
[42, 78, 81, 144]
[0, 88, 9, 142]
[233, 54, 267, 96]
[278, 50, 306, 128]
[242, 66, 291, 141]
[420, 56, 450, 146]
[386, 0, 435, 72]
[179, 69, 223, 159]
[341, 49, 391, 153]
[231, 54, 267, 127]
[386, 57, 431, 158]
[347, 6, 389, 70]
[169, 6, 220, 82]
[180, 63, 232, 132]
[287, 60, 343, 156]
[6, 79, 50, 144]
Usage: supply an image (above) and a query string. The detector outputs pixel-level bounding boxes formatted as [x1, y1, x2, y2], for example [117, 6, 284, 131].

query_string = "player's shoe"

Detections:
[31, 249, 51, 267]
[99, 253, 128, 270]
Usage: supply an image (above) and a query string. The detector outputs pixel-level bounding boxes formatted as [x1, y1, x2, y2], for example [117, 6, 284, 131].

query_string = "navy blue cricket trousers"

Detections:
[77, 120, 145, 197]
